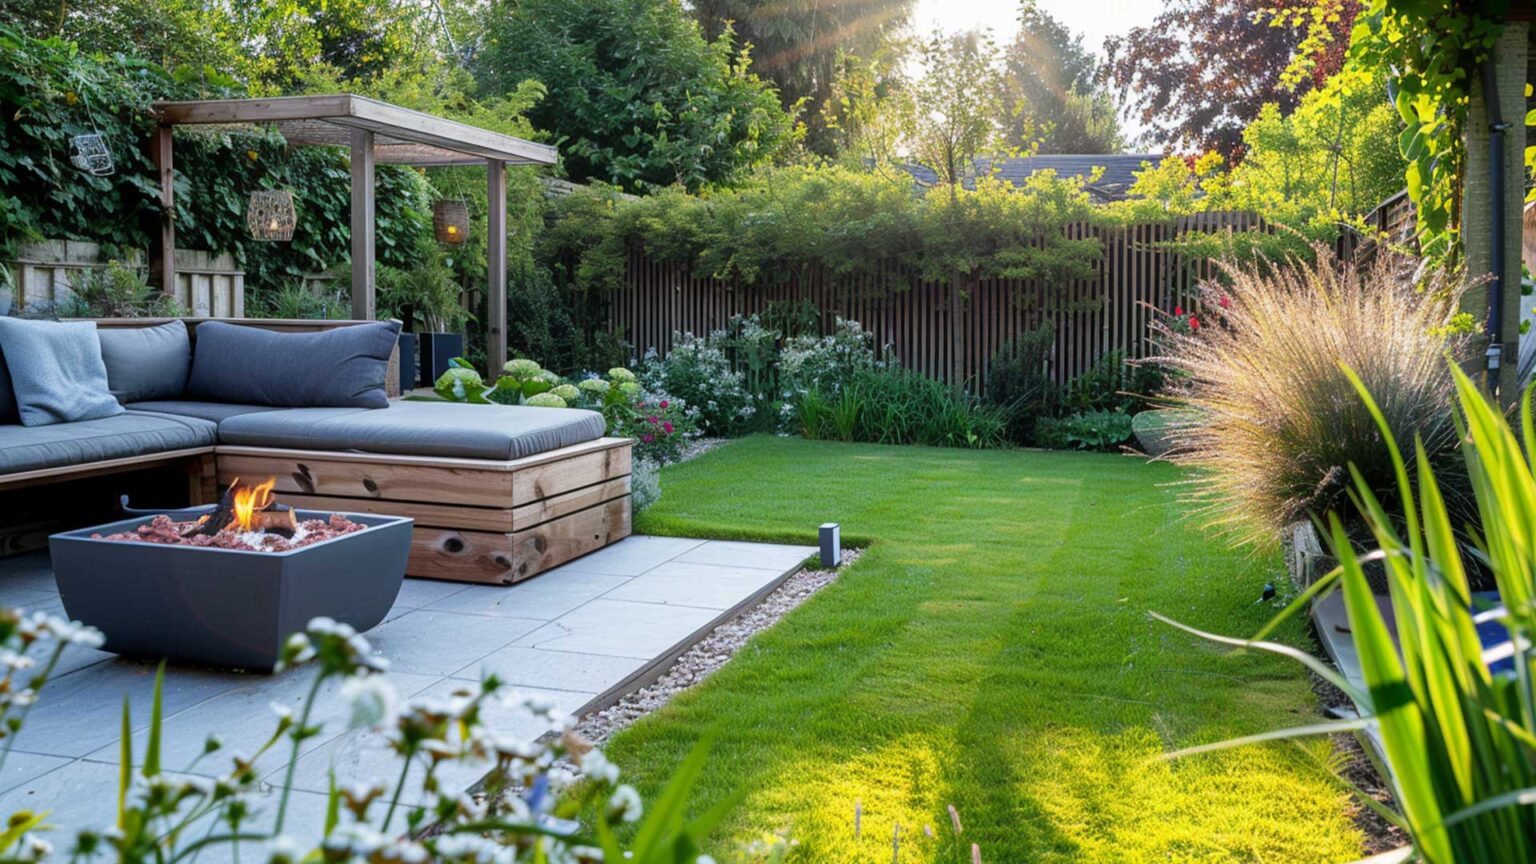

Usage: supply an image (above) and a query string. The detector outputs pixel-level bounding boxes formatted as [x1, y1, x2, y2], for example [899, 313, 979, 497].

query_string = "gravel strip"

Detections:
[674, 437, 727, 464]
[575, 547, 862, 744]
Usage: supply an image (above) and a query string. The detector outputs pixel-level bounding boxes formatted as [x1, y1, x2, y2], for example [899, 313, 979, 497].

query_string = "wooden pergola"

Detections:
[150, 94, 559, 373]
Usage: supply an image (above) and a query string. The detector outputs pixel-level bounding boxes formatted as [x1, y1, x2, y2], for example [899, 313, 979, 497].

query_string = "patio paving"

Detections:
[0, 534, 813, 849]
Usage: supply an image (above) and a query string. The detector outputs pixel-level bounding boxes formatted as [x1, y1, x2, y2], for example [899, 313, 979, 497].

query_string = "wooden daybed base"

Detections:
[214, 437, 633, 584]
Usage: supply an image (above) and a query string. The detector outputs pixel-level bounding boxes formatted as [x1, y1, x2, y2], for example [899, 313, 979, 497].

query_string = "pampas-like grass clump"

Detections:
[1155, 246, 1468, 549]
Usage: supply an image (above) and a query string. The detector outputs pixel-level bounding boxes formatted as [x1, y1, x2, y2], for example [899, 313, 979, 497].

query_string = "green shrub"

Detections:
[57, 259, 182, 318]
[1034, 410, 1133, 451]
[984, 324, 1059, 443]
[795, 367, 1008, 448]
[1156, 365, 1536, 864]
[1155, 245, 1468, 549]
[640, 333, 758, 436]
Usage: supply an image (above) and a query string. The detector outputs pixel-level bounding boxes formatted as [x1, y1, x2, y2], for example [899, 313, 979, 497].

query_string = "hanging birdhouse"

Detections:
[247, 189, 296, 241]
[69, 134, 115, 176]
[433, 199, 469, 245]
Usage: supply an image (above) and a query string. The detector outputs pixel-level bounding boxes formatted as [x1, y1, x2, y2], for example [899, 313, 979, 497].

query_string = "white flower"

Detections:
[267, 835, 303, 864]
[340, 675, 397, 729]
[580, 750, 621, 785]
[608, 784, 643, 822]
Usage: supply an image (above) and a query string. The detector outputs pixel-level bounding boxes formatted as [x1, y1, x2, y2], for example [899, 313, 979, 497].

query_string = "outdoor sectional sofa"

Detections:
[0, 317, 632, 584]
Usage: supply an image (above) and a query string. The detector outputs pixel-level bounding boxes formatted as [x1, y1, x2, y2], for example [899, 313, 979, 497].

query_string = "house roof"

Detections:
[152, 94, 558, 167]
[899, 153, 1163, 202]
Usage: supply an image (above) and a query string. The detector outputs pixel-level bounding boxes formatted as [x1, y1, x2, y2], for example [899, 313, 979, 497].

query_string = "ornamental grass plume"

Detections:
[1153, 244, 1469, 549]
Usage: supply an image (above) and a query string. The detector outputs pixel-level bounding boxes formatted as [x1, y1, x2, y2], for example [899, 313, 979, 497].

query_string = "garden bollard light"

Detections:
[820, 523, 841, 568]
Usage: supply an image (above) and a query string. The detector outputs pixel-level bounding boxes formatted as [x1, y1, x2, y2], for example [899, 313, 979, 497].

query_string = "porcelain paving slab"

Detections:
[0, 534, 815, 841]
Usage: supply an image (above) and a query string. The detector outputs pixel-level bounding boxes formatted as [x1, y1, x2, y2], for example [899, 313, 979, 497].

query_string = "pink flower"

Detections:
[660, 400, 670, 409]
[1188, 316, 1200, 330]
[647, 415, 659, 424]
[1219, 295, 1231, 309]
[663, 421, 674, 434]
[642, 434, 655, 443]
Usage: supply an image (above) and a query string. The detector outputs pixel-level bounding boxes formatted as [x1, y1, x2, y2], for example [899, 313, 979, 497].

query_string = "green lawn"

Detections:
[613, 436, 1361, 864]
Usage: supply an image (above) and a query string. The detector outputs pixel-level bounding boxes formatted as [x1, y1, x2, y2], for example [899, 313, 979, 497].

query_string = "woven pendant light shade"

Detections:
[433, 199, 469, 245]
[69, 134, 115, 176]
[247, 189, 296, 241]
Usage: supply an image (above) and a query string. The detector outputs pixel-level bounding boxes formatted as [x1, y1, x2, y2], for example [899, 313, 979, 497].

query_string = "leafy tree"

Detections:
[474, 0, 798, 193]
[1103, 0, 1359, 156]
[905, 30, 1003, 198]
[0, 0, 243, 72]
[226, 0, 444, 93]
[999, 1, 1121, 154]
[690, 0, 914, 154]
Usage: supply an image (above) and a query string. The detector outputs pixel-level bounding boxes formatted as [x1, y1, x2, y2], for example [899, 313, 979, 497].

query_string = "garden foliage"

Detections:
[1158, 365, 1536, 864]
[1153, 245, 1468, 549]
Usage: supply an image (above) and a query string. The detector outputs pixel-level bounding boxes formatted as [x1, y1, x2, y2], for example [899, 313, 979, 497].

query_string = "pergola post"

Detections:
[350, 128, 376, 320]
[152, 124, 176, 296]
[486, 159, 508, 375]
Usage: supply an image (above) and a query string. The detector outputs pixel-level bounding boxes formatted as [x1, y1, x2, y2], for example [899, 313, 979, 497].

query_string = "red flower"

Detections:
[1188, 316, 1200, 330]
[647, 415, 659, 424]
[1218, 295, 1231, 309]
[659, 400, 669, 409]
[663, 421, 674, 434]
[642, 434, 655, 443]
[1174, 305, 1184, 317]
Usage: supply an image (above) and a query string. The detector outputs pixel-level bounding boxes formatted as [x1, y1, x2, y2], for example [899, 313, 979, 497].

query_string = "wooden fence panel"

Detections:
[610, 214, 1270, 392]
[5, 241, 244, 318]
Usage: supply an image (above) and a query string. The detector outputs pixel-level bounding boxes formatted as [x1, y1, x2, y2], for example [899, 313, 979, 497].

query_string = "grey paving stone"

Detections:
[514, 599, 720, 659]
[10, 660, 243, 758]
[0, 751, 72, 796]
[425, 573, 630, 621]
[81, 670, 442, 778]
[392, 579, 468, 610]
[603, 561, 785, 610]
[557, 536, 706, 576]
[673, 540, 814, 571]
[0, 759, 120, 832]
[461, 646, 648, 694]
[363, 610, 543, 676]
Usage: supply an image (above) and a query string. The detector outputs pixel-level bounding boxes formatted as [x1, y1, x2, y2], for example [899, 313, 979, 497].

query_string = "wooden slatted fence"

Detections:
[609, 212, 1266, 392]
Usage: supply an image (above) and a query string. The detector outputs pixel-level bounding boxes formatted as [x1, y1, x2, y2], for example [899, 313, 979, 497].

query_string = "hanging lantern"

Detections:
[247, 189, 296, 242]
[433, 199, 469, 245]
[69, 134, 115, 176]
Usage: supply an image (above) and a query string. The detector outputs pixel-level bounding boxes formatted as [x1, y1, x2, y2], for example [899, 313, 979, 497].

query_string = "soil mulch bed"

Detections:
[1310, 670, 1408, 854]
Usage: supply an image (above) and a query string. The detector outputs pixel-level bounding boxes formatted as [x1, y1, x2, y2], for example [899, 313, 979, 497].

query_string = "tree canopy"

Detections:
[475, 0, 799, 193]
[1104, 0, 1359, 156]
[999, 1, 1121, 154]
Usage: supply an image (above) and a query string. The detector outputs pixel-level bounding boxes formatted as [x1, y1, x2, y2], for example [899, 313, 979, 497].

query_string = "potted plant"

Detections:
[379, 244, 470, 387]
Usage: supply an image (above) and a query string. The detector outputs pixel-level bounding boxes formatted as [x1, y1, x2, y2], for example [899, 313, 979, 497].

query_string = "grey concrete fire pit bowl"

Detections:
[49, 508, 413, 671]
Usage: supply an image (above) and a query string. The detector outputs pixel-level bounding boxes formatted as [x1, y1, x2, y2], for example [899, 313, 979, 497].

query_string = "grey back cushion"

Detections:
[187, 320, 401, 408]
[97, 320, 191, 403]
[0, 318, 124, 426]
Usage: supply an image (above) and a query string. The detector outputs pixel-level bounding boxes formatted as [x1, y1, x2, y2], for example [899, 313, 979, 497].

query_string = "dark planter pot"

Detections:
[397, 332, 417, 391]
[418, 332, 464, 388]
[49, 509, 413, 671]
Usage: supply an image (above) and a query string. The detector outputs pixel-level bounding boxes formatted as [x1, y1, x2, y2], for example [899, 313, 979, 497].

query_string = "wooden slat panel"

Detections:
[218, 454, 515, 507]
[508, 497, 632, 582]
[512, 476, 630, 529]
[511, 446, 631, 504]
[407, 527, 514, 584]
[277, 492, 514, 532]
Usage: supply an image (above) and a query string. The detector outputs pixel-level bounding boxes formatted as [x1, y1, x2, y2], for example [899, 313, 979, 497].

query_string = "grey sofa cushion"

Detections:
[0, 411, 215, 475]
[0, 318, 124, 426]
[187, 320, 400, 409]
[0, 346, 16, 425]
[97, 320, 191, 403]
[216, 401, 607, 461]
[126, 400, 281, 423]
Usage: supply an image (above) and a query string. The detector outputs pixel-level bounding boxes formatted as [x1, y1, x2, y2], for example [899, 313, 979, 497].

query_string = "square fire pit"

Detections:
[49, 507, 413, 671]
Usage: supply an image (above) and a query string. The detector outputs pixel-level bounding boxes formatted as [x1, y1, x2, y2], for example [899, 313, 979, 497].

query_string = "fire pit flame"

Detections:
[231, 477, 278, 532]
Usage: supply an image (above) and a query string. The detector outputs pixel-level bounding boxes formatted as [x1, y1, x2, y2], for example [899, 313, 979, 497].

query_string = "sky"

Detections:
[911, 0, 1165, 145]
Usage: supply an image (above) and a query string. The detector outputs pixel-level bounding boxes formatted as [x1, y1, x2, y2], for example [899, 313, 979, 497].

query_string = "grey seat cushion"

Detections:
[126, 400, 281, 424]
[0, 411, 216, 475]
[215, 401, 607, 461]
